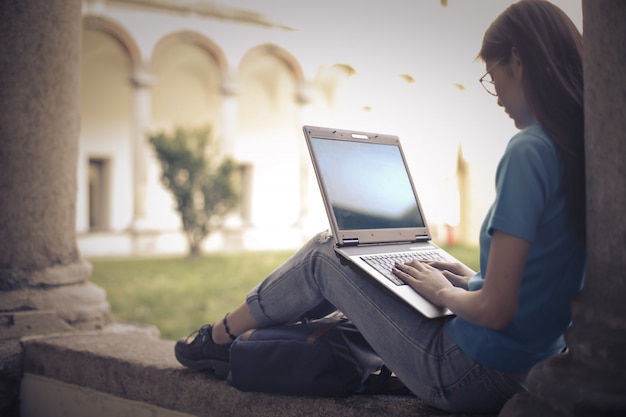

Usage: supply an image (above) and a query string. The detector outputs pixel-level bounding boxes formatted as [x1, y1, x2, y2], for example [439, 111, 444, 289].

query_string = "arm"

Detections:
[393, 230, 530, 330]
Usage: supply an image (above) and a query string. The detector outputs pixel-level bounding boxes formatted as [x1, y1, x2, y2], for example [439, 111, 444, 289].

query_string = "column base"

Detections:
[500, 354, 626, 417]
[0, 259, 112, 331]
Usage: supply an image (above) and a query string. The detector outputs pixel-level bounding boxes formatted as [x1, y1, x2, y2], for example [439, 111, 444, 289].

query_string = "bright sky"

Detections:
[217, 0, 583, 156]
[222, 0, 582, 82]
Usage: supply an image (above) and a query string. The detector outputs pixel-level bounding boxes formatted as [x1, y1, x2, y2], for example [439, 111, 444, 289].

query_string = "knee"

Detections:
[312, 231, 340, 261]
[309, 231, 350, 272]
[316, 230, 333, 244]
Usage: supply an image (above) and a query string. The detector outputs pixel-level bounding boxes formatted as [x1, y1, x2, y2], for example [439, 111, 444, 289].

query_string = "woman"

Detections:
[175, 0, 586, 412]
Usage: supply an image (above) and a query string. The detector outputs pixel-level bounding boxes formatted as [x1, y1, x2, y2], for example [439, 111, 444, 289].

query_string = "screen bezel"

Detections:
[303, 125, 431, 246]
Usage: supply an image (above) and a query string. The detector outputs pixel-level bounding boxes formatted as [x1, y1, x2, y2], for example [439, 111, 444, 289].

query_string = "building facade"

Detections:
[78, 0, 564, 257]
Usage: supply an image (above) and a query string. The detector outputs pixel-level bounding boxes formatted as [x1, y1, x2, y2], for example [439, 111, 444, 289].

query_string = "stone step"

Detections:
[20, 324, 493, 417]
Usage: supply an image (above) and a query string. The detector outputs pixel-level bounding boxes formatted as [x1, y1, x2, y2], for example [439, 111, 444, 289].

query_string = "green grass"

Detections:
[89, 245, 479, 341]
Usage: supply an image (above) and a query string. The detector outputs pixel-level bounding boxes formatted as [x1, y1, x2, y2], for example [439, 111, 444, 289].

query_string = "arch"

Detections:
[150, 32, 224, 132]
[240, 43, 304, 83]
[79, 20, 137, 232]
[236, 43, 303, 229]
[151, 30, 228, 75]
[82, 15, 142, 70]
[237, 43, 302, 132]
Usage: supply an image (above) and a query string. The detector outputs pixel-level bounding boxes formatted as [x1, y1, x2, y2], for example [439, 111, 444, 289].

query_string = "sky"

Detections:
[221, 0, 583, 81]
[215, 0, 583, 152]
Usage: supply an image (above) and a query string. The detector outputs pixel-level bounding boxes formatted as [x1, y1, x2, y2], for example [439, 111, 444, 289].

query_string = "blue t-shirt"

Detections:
[445, 124, 586, 373]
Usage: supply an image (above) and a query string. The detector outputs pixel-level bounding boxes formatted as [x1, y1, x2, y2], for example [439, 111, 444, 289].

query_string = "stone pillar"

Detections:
[130, 66, 155, 231]
[218, 77, 247, 249]
[500, 1, 626, 416]
[0, 1, 112, 414]
[295, 83, 314, 235]
[219, 77, 239, 158]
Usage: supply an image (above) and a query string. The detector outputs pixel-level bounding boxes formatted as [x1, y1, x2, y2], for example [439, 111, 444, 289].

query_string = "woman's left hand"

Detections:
[392, 260, 454, 307]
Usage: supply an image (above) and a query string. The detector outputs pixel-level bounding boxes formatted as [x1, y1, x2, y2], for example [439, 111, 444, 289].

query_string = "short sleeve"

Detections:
[486, 127, 561, 243]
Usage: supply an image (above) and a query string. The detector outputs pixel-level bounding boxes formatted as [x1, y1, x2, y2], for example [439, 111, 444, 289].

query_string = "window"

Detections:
[88, 158, 110, 230]
[235, 163, 253, 225]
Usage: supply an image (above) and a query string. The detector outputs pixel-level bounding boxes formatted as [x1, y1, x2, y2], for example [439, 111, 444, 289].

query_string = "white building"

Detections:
[76, 0, 581, 257]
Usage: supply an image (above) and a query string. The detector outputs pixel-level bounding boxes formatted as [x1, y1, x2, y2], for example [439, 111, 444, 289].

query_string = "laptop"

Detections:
[303, 125, 458, 318]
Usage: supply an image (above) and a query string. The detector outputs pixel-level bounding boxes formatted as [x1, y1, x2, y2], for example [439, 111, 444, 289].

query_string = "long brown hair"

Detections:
[479, 0, 585, 242]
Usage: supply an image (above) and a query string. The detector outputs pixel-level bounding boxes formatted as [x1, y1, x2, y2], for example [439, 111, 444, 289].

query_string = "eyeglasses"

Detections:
[479, 57, 507, 96]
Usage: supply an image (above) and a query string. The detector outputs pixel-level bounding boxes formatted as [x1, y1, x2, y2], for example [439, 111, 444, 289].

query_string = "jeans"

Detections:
[246, 231, 527, 413]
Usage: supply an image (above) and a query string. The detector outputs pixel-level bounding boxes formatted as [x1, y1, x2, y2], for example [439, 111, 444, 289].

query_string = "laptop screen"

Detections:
[309, 136, 426, 231]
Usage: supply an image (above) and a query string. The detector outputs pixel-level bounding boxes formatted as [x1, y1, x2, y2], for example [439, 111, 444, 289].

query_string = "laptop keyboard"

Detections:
[361, 250, 446, 286]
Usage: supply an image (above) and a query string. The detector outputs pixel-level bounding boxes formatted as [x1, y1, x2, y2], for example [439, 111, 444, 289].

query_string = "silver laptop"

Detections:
[303, 125, 458, 318]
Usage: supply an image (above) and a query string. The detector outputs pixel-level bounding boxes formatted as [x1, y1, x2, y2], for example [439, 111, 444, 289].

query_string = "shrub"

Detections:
[149, 126, 238, 258]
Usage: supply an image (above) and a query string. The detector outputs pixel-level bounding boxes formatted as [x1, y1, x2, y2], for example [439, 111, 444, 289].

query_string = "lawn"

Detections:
[89, 244, 479, 341]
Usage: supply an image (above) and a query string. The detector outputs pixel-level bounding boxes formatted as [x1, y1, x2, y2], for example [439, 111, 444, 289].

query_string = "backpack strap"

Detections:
[304, 311, 348, 343]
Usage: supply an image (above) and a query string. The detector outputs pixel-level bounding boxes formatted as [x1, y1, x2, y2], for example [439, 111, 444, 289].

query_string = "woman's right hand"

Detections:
[422, 261, 475, 290]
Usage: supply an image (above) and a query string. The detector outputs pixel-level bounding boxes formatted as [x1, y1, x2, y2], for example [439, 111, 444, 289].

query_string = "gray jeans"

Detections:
[246, 231, 526, 413]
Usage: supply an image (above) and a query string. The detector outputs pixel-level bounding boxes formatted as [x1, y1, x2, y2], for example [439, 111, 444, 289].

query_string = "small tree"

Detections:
[149, 126, 238, 259]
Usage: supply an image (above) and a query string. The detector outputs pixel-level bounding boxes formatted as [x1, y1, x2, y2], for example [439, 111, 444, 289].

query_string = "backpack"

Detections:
[227, 313, 405, 396]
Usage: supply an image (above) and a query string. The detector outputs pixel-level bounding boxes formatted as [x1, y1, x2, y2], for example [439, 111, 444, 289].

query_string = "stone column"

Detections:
[0, 1, 112, 414]
[500, 1, 626, 416]
[130, 66, 155, 231]
[218, 77, 246, 245]
[295, 83, 314, 236]
[219, 77, 239, 158]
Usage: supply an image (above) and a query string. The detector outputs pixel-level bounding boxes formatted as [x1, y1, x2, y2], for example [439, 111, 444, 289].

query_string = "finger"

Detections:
[393, 262, 418, 276]
[429, 261, 462, 275]
[415, 260, 439, 273]
[441, 270, 455, 279]
[392, 266, 415, 283]
[442, 270, 463, 282]
[404, 259, 429, 270]
[441, 271, 467, 288]
[426, 260, 452, 270]
[394, 261, 420, 274]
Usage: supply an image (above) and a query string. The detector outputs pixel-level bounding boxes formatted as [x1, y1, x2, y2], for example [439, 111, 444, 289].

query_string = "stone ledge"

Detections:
[21, 324, 487, 417]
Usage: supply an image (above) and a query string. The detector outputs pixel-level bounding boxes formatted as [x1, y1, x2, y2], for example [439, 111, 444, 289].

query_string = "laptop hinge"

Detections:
[343, 238, 360, 246]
